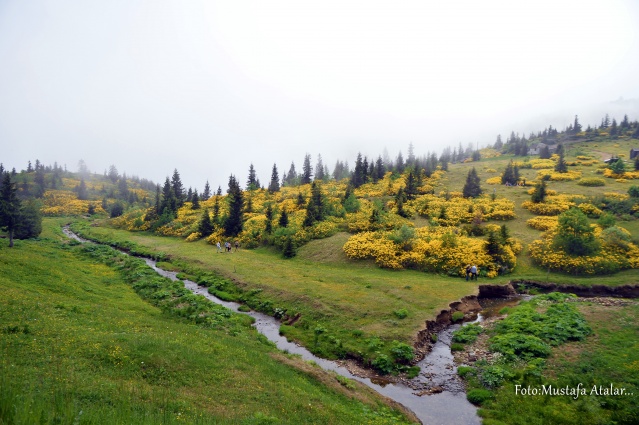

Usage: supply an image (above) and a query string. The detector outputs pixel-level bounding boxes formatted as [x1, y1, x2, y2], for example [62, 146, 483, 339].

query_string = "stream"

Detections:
[63, 227, 518, 425]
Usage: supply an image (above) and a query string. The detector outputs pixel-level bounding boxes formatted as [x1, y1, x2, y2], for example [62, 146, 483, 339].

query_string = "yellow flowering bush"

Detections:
[536, 170, 582, 181]
[529, 228, 639, 275]
[527, 216, 558, 231]
[41, 190, 106, 216]
[577, 177, 606, 187]
[577, 203, 603, 218]
[185, 232, 201, 242]
[486, 176, 502, 185]
[529, 159, 556, 169]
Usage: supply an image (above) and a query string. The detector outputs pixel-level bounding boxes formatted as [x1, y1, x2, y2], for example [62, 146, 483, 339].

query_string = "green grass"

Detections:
[68, 218, 479, 369]
[0, 225, 414, 424]
[476, 301, 639, 424]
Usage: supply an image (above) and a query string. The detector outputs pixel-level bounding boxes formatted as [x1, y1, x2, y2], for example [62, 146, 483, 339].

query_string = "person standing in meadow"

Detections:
[216, 241, 222, 253]
[465, 264, 472, 281]
[470, 265, 478, 280]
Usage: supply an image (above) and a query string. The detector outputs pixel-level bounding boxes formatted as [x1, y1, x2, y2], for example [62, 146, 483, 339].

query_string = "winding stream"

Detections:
[64, 227, 484, 424]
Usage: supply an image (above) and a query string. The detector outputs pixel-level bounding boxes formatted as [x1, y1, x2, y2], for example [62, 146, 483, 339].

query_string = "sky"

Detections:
[1, 0, 638, 191]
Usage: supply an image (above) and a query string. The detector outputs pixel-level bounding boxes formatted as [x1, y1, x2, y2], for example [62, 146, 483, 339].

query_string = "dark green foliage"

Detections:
[452, 323, 483, 344]
[110, 202, 124, 218]
[202, 180, 211, 199]
[301, 154, 313, 184]
[555, 149, 568, 173]
[393, 308, 408, 319]
[76, 178, 88, 200]
[282, 236, 296, 258]
[0, 173, 21, 246]
[451, 311, 464, 322]
[223, 175, 243, 237]
[390, 341, 414, 364]
[13, 199, 42, 240]
[264, 204, 273, 234]
[404, 169, 418, 200]
[530, 179, 547, 203]
[371, 354, 393, 375]
[553, 208, 599, 256]
[278, 207, 289, 228]
[246, 163, 258, 190]
[191, 190, 200, 209]
[489, 333, 551, 361]
[597, 212, 616, 228]
[629, 185, 639, 197]
[303, 181, 326, 227]
[343, 192, 360, 213]
[501, 160, 519, 185]
[268, 164, 280, 193]
[171, 169, 185, 207]
[462, 167, 482, 198]
[609, 158, 625, 174]
[197, 208, 213, 237]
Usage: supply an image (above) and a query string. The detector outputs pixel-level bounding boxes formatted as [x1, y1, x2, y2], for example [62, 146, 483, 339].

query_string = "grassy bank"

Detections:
[0, 222, 414, 424]
[454, 296, 639, 424]
[67, 218, 479, 372]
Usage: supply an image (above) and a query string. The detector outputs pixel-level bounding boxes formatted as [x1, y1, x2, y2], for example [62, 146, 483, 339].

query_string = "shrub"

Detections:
[480, 365, 514, 389]
[629, 185, 639, 197]
[452, 323, 483, 343]
[467, 389, 494, 405]
[372, 354, 394, 374]
[450, 342, 465, 351]
[489, 334, 551, 360]
[393, 308, 408, 319]
[457, 366, 474, 378]
[577, 177, 606, 187]
[390, 341, 414, 364]
[451, 311, 465, 322]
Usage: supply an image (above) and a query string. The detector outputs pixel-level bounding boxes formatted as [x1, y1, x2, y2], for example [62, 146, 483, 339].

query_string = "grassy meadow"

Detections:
[0, 220, 414, 424]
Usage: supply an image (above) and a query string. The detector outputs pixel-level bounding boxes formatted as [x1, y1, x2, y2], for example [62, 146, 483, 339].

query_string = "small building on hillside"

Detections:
[630, 148, 639, 159]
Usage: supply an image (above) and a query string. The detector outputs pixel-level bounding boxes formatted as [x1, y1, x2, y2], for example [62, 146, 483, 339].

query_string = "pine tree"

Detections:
[501, 160, 519, 185]
[264, 204, 273, 234]
[197, 208, 213, 237]
[462, 167, 482, 198]
[212, 194, 220, 225]
[303, 181, 325, 227]
[494, 135, 503, 150]
[539, 144, 551, 159]
[282, 236, 296, 258]
[77, 179, 88, 200]
[404, 170, 418, 200]
[202, 180, 211, 200]
[375, 156, 385, 180]
[108, 165, 119, 183]
[301, 154, 313, 184]
[396, 151, 405, 173]
[223, 175, 243, 236]
[160, 177, 177, 215]
[285, 162, 297, 186]
[0, 173, 21, 247]
[407, 142, 416, 166]
[278, 207, 289, 228]
[191, 189, 200, 209]
[530, 179, 547, 203]
[34, 167, 46, 198]
[572, 115, 582, 134]
[171, 169, 185, 207]
[268, 164, 280, 193]
[247, 163, 258, 190]
[555, 150, 568, 173]
[314, 154, 325, 181]
[485, 230, 501, 258]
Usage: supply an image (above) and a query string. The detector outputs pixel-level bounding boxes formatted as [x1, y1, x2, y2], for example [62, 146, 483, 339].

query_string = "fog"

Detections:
[1, 0, 638, 190]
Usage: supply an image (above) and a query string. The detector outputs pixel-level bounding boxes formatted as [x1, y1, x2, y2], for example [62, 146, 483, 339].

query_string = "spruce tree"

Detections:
[247, 163, 258, 190]
[108, 165, 119, 183]
[76, 178, 88, 200]
[555, 150, 568, 173]
[223, 175, 243, 236]
[530, 179, 547, 203]
[404, 169, 418, 200]
[301, 154, 313, 184]
[171, 169, 185, 207]
[268, 164, 280, 193]
[278, 207, 289, 228]
[0, 173, 21, 247]
[303, 181, 325, 227]
[160, 177, 177, 215]
[192, 190, 200, 209]
[202, 180, 211, 200]
[501, 160, 519, 185]
[264, 204, 273, 234]
[314, 154, 325, 181]
[462, 167, 482, 198]
[351, 153, 365, 188]
[198, 208, 213, 237]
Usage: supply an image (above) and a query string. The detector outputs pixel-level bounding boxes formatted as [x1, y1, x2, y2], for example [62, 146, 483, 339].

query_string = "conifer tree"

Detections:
[268, 164, 280, 193]
[462, 167, 482, 198]
[396, 151, 405, 173]
[296, 192, 305, 206]
[314, 154, 325, 181]
[264, 204, 273, 234]
[530, 179, 547, 203]
[192, 189, 200, 209]
[223, 175, 243, 236]
[404, 169, 418, 200]
[212, 194, 220, 225]
[0, 173, 21, 247]
[247, 164, 258, 190]
[555, 149, 568, 173]
[171, 169, 185, 207]
[198, 208, 213, 237]
[375, 156, 385, 180]
[301, 154, 313, 184]
[202, 180, 211, 200]
[351, 153, 365, 188]
[160, 177, 177, 215]
[34, 167, 46, 198]
[501, 160, 519, 185]
[278, 207, 289, 228]
[108, 165, 119, 183]
[285, 162, 297, 186]
[77, 178, 88, 200]
[303, 181, 325, 227]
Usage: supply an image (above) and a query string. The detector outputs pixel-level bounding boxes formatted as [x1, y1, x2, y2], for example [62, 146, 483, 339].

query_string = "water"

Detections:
[64, 227, 482, 424]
